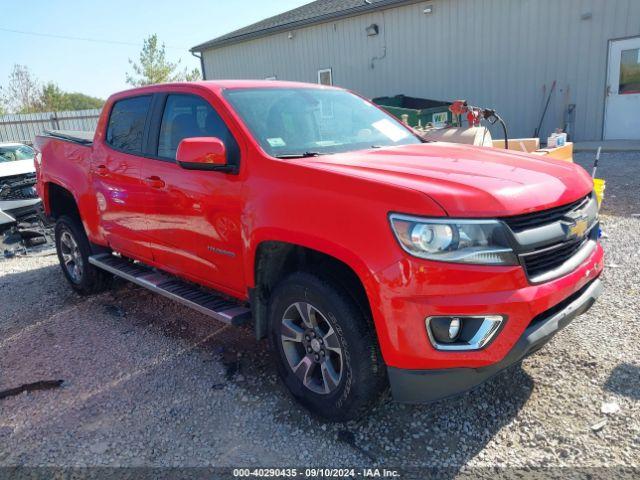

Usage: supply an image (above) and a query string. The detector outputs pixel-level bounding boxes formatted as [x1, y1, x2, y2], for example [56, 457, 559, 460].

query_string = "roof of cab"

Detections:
[195, 79, 339, 90]
[109, 80, 339, 99]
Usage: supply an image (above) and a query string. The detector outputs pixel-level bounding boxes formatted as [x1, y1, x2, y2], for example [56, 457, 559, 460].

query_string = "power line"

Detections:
[0, 27, 188, 50]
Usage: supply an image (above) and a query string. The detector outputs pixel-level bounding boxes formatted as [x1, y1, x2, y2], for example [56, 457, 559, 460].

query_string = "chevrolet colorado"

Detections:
[35, 81, 603, 421]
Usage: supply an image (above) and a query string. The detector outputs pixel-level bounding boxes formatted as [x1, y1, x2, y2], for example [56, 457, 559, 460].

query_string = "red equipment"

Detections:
[449, 100, 510, 149]
[450, 100, 482, 127]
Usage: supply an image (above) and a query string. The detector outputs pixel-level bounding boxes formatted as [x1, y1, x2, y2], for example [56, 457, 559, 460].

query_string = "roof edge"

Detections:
[190, 0, 419, 52]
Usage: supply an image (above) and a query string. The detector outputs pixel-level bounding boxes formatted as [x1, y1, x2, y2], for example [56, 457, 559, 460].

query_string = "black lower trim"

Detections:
[388, 277, 603, 404]
[177, 161, 238, 173]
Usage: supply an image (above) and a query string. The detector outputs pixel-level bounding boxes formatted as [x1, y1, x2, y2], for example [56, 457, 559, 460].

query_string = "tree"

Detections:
[39, 82, 67, 112]
[126, 34, 201, 86]
[0, 86, 5, 115]
[184, 67, 202, 82]
[38, 83, 104, 112]
[0, 68, 104, 114]
[2, 64, 41, 113]
[60, 92, 104, 110]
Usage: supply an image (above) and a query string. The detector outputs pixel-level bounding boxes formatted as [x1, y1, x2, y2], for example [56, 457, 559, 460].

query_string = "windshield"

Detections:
[224, 87, 421, 157]
[0, 145, 34, 163]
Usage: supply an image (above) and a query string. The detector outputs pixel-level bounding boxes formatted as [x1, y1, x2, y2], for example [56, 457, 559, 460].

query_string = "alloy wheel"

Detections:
[60, 230, 83, 283]
[280, 302, 344, 395]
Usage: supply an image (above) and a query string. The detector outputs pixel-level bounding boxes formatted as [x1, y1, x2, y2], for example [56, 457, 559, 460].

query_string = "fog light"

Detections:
[426, 315, 504, 351]
[428, 316, 463, 344]
[448, 317, 461, 339]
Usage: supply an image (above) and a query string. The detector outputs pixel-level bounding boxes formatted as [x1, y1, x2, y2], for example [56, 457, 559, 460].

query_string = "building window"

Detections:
[620, 48, 640, 95]
[318, 68, 333, 86]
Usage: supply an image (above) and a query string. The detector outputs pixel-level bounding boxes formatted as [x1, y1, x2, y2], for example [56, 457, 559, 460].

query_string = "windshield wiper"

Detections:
[275, 151, 324, 159]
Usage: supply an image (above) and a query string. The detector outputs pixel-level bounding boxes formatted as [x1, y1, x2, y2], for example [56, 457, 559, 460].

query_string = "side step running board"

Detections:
[89, 254, 251, 326]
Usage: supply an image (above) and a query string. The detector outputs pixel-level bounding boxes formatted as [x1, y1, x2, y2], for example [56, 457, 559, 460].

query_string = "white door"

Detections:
[604, 37, 640, 140]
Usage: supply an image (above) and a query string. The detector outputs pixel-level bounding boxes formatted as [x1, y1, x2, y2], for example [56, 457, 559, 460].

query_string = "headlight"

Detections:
[389, 214, 518, 265]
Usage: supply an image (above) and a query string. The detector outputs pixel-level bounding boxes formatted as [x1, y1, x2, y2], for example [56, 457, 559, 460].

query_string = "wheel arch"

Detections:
[45, 182, 81, 220]
[250, 238, 374, 340]
[46, 181, 109, 254]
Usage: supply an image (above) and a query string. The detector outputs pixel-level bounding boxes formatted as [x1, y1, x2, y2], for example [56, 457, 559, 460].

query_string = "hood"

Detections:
[0, 159, 36, 178]
[300, 142, 594, 217]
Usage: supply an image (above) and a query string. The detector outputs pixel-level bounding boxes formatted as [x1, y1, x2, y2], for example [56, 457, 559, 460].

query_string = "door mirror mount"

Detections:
[176, 137, 235, 172]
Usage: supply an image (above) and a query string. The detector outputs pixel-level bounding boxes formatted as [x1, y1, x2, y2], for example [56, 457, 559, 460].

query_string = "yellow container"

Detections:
[593, 178, 605, 207]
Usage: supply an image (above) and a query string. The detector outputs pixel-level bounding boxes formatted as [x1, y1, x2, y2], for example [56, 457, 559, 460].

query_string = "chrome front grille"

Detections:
[521, 238, 590, 279]
[503, 194, 599, 283]
[503, 195, 591, 232]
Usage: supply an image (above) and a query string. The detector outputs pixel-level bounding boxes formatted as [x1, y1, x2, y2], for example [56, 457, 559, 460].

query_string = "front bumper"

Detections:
[388, 277, 602, 403]
[367, 239, 604, 370]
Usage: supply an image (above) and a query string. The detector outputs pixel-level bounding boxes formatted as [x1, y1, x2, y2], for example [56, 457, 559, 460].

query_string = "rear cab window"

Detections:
[106, 95, 152, 154]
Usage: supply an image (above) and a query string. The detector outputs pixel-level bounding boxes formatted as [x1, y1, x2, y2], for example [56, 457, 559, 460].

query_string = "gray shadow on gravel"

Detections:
[0, 262, 79, 335]
[604, 363, 640, 400]
[0, 261, 60, 294]
[269, 355, 534, 472]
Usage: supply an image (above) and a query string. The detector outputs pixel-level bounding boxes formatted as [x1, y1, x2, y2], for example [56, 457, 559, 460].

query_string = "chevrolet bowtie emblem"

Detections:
[568, 218, 588, 238]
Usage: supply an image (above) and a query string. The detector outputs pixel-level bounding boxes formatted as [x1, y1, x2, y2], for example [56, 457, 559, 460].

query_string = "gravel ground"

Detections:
[0, 151, 638, 477]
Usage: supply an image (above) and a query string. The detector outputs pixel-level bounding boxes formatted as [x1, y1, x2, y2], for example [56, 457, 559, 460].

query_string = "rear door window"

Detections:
[106, 95, 152, 154]
[157, 94, 240, 165]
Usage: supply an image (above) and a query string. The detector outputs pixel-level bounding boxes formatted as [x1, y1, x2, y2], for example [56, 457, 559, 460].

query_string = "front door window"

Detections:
[157, 94, 240, 165]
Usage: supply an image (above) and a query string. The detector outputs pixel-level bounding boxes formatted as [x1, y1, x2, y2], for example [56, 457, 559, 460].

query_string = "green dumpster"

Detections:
[372, 95, 455, 128]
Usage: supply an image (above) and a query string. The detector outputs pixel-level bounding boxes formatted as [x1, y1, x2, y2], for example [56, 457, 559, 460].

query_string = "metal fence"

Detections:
[0, 109, 101, 145]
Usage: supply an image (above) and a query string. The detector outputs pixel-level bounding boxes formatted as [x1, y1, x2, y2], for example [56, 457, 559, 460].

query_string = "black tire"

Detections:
[268, 272, 387, 421]
[54, 215, 112, 295]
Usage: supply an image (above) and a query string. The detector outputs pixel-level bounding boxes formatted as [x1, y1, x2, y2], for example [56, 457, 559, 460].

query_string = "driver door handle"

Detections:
[144, 176, 165, 189]
[95, 164, 109, 176]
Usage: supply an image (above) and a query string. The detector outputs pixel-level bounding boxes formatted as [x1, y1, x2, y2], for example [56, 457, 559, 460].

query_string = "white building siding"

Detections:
[202, 0, 640, 141]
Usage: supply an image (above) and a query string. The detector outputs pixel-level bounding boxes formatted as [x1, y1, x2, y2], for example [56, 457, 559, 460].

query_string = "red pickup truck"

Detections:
[35, 81, 603, 421]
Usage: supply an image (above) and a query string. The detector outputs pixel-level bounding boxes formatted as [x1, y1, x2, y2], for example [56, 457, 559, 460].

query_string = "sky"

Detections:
[0, 0, 309, 99]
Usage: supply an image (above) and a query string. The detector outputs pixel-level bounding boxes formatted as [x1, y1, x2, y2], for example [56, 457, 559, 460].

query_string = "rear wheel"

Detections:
[269, 272, 387, 421]
[55, 215, 111, 295]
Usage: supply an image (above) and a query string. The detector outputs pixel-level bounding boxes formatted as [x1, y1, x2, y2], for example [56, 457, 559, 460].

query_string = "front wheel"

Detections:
[269, 272, 387, 421]
[54, 215, 111, 295]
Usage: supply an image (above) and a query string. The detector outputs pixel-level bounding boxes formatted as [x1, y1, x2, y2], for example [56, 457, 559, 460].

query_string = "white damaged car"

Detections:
[0, 143, 51, 255]
[0, 143, 37, 178]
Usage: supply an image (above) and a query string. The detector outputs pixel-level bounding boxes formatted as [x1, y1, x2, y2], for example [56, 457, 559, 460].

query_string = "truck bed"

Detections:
[44, 130, 94, 146]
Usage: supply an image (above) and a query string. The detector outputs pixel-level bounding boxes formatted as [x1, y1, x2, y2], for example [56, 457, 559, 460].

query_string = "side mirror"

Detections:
[176, 137, 233, 172]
